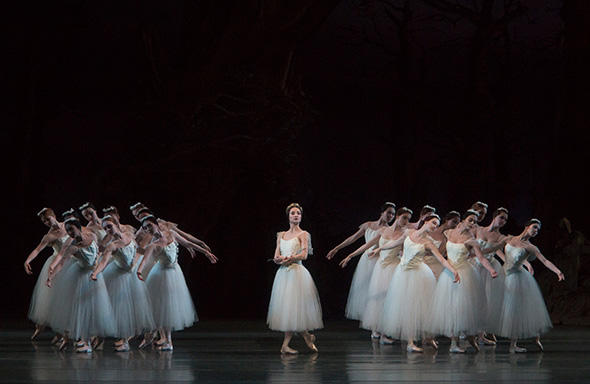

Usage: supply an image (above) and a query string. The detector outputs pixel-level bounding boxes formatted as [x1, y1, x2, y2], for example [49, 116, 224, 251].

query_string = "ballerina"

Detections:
[380, 214, 460, 352]
[78, 202, 107, 243]
[407, 205, 436, 230]
[497, 219, 565, 353]
[46, 217, 116, 352]
[102, 205, 137, 234]
[24, 208, 72, 340]
[267, 203, 322, 354]
[346, 207, 412, 343]
[137, 214, 217, 351]
[428, 209, 498, 353]
[91, 215, 156, 352]
[326, 202, 396, 321]
[423, 211, 461, 279]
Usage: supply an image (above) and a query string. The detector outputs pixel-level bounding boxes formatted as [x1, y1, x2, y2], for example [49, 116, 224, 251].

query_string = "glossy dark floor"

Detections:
[1, 321, 589, 383]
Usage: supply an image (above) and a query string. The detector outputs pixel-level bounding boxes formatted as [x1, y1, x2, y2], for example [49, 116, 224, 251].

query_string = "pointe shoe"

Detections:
[280, 346, 298, 354]
[509, 345, 527, 353]
[379, 335, 394, 345]
[304, 334, 318, 353]
[114, 339, 125, 347]
[535, 338, 544, 352]
[371, 331, 381, 339]
[467, 336, 480, 352]
[159, 343, 173, 352]
[154, 338, 167, 346]
[75, 341, 85, 348]
[115, 342, 130, 352]
[51, 336, 60, 345]
[58, 339, 68, 351]
[76, 346, 93, 353]
[406, 344, 424, 353]
[425, 339, 438, 350]
[94, 339, 104, 351]
[478, 336, 496, 346]
[449, 343, 466, 353]
[490, 334, 497, 343]
[138, 337, 153, 349]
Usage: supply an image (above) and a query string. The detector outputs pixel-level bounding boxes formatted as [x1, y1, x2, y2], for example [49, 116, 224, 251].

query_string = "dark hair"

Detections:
[102, 206, 119, 216]
[285, 203, 303, 216]
[64, 217, 82, 230]
[78, 202, 96, 212]
[417, 213, 441, 229]
[525, 218, 542, 227]
[419, 205, 436, 217]
[470, 201, 488, 210]
[493, 207, 509, 218]
[380, 202, 396, 213]
[140, 215, 159, 227]
[396, 207, 413, 218]
[442, 210, 461, 223]
[463, 209, 480, 220]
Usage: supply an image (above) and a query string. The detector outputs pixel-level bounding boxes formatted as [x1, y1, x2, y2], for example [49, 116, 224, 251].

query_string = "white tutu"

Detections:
[267, 236, 323, 332]
[267, 262, 323, 331]
[428, 242, 485, 337]
[381, 260, 436, 340]
[474, 256, 505, 333]
[46, 257, 77, 334]
[28, 255, 57, 326]
[497, 244, 552, 339]
[345, 227, 379, 320]
[423, 255, 444, 280]
[146, 242, 197, 331]
[360, 238, 401, 332]
[103, 242, 155, 338]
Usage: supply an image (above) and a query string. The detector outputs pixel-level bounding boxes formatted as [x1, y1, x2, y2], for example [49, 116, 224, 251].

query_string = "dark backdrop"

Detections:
[8, 0, 590, 324]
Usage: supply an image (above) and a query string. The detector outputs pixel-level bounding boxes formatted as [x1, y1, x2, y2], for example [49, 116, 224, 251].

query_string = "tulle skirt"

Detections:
[345, 252, 378, 320]
[428, 263, 485, 337]
[380, 264, 436, 341]
[46, 258, 76, 334]
[267, 263, 323, 332]
[497, 270, 552, 339]
[28, 255, 56, 325]
[360, 259, 399, 331]
[147, 262, 197, 331]
[104, 263, 156, 338]
[423, 255, 444, 280]
[51, 262, 117, 340]
[475, 258, 505, 333]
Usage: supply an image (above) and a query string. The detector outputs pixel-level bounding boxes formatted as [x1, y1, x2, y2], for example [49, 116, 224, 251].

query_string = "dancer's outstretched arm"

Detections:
[425, 241, 459, 283]
[529, 245, 564, 281]
[339, 235, 381, 268]
[466, 239, 497, 278]
[326, 223, 368, 260]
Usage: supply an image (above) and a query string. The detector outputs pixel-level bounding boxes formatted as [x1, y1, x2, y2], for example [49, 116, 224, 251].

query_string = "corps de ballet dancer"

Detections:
[138, 214, 217, 351]
[102, 205, 137, 234]
[407, 205, 436, 230]
[326, 202, 396, 321]
[428, 209, 499, 353]
[78, 202, 107, 243]
[347, 207, 412, 343]
[497, 219, 565, 353]
[267, 203, 322, 354]
[380, 214, 460, 352]
[423, 211, 461, 279]
[91, 215, 156, 352]
[46, 217, 116, 353]
[24, 208, 72, 340]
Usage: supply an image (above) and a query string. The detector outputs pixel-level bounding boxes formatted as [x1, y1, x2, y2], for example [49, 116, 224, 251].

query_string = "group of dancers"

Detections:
[25, 200, 564, 355]
[267, 201, 564, 354]
[24, 203, 217, 353]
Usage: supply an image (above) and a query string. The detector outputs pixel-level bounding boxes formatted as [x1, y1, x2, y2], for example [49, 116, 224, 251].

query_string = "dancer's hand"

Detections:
[24, 262, 33, 275]
[524, 263, 534, 275]
[206, 252, 218, 264]
[273, 256, 284, 265]
[187, 248, 196, 258]
[280, 257, 292, 265]
[557, 271, 565, 281]
[46, 278, 52, 288]
[339, 256, 351, 268]
[452, 270, 460, 283]
[90, 272, 98, 281]
[137, 271, 144, 281]
[489, 270, 498, 279]
[368, 249, 380, 258]
[326, 249, 337, 260]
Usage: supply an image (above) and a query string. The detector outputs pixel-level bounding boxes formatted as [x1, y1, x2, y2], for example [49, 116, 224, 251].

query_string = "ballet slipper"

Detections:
[50, 335, 60, 345]
[76, 345, 93, 353]
[467, 336, 480, 352]
[94, 339, 104, 351]
[509, 345, 527, 353]
[449, 345, 466, 353]
[490, 334, 497, 343]
[114, 339, 125, 346]
[535, 337, 544, 352]
[304, 334, 318, 353]
[406, 344, 423, 353]
[371, 331, 381, 339]
[424, 339, 438, 350]
[478, 336, 496, 346]
[58, 339, 69, 351]
[379, 335, 394, 345]
[31, 326, 43, 340]
[280, 346, 298, 354]
[158, 343, 173, 352]
[115, 342, 130, 352]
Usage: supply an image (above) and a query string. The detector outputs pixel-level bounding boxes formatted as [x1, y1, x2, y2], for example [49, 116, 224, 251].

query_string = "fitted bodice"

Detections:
[504, 244, 534, 275]
[364, 227, 379, 247]
[446, 241, 471, 269]
[73, 241, 98, 269]
[379, 236, 403, 267]
[113, 241, 137, 271]
[279, 237, 303, 265]
[476, 238, 496, 261]
[51, 235, 69, 254]
[155, 241, 179, 267]
[399, 236, 428, 270]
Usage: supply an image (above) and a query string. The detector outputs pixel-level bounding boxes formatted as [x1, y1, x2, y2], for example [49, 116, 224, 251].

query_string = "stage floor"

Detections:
[1, 321, 589, 383]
